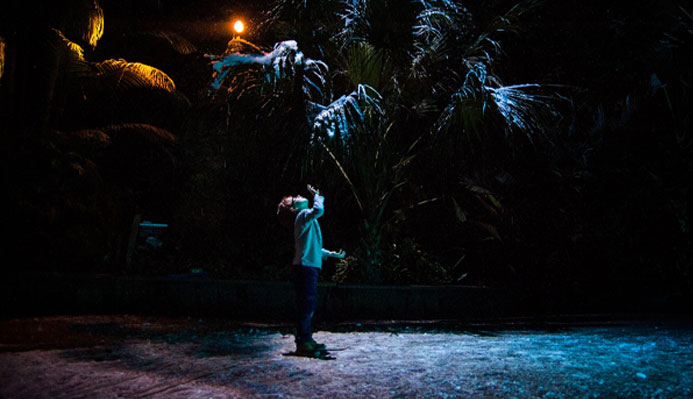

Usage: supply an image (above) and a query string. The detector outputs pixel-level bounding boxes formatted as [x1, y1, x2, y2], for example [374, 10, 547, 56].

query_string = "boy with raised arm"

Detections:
[277, 184, 345, 356]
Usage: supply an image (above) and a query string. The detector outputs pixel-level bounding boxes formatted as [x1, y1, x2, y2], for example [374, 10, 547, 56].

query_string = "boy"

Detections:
[277, 184, 345, 355]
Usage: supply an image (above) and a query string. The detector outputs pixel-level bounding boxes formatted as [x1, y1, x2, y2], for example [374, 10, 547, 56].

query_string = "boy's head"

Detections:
[277, 195, 309, 229]
[291, 195, 309, 210]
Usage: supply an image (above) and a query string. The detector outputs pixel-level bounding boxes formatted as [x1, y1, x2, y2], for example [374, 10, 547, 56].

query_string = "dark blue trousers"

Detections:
[292, 265, 319, 344]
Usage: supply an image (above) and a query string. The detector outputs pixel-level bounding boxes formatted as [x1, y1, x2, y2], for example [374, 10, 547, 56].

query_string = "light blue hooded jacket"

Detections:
[293, 195, 332, 269]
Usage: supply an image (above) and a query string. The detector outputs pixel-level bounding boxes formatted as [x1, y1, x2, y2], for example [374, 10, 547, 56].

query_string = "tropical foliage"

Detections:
[2, 0, 690, 304]
[2, 0, 190, 271]
[207, 0, 566, 284]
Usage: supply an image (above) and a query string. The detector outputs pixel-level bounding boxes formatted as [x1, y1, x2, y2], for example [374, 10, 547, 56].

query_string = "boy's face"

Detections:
[292, 195, 309, 210]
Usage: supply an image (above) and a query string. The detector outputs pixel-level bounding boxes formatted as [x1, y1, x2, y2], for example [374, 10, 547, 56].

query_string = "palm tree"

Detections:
[208, 0, 562, 283]
[2, 0, 189, 271]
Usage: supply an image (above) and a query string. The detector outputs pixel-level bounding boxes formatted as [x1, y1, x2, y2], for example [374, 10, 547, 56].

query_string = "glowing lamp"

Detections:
[233, 20, 245, 34]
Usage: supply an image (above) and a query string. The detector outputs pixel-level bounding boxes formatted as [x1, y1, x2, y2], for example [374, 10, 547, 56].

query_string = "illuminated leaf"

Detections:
[312, 84, 383, 140]
[59, 0, 105, 48]
[92, 59, 177, 92]
[0, 35, 4, 81]
[50, 28, 90, 77]
[210, 40, 328, 103]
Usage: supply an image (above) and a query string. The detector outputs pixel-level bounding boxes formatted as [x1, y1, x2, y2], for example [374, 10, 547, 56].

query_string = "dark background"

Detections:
[1, 1, 691, 312]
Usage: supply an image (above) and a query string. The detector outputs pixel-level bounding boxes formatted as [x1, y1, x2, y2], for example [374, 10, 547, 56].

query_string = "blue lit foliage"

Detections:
[312, 84, 383, 140]
[209, 1, 559, 149]
[208, 0, 563, 282]
[437, 63, 559, 145]
[209, 39, 383, 146]
[210, 40, 327, 104]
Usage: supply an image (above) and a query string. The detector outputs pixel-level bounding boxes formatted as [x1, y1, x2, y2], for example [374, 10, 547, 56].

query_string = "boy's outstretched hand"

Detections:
[334, 249, 346, 259]
[307, 184, 320, 197]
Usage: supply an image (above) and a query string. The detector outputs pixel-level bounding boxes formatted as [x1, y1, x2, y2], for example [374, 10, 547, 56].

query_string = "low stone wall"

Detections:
[1, 273, 683, 321]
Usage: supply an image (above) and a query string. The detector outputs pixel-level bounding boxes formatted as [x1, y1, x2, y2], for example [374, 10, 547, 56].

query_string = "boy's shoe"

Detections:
[309, 339, 327, 351]
[296, 340, 327, 355]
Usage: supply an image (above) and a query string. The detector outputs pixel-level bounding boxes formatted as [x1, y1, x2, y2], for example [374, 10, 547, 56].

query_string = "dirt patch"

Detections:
[1, 315, 691, 398]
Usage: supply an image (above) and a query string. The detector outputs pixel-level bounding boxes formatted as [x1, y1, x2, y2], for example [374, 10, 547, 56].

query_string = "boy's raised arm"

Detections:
[302, 184, 324, 221]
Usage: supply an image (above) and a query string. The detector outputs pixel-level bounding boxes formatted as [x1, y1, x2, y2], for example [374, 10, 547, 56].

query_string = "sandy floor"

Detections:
[1, 315, 691, 398]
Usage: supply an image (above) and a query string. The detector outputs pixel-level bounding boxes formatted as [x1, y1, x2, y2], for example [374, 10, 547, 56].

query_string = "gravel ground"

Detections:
[0, 315, 691, 398]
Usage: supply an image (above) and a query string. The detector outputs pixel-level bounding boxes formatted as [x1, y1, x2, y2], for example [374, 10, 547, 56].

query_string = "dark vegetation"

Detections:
[1, 1, 691, 306]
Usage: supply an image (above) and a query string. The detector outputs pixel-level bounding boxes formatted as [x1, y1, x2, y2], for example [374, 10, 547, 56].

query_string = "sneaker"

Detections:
[310, 339, 327, 351]
[296, 340, 326, 355]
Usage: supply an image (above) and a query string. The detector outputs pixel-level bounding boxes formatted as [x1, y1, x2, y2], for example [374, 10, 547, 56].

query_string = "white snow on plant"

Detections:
[209, 38, 382, 143]
[312, 84, 383, 139]
[210, 40, 306, 90]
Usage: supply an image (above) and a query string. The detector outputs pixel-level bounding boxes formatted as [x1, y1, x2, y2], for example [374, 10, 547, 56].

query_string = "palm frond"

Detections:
[258, 0, 312, 33]
[92, 59, 177, 92]
[337, 0, 419, 58]
[84, 0, 104, 48]
[222, 38, 263, 56]
[343, 42, 388, 90]
[487, 84, 557, 142]
[337, 0, 371, 48]
[435, 63, 493, 137]
[213, 40, 300, 84]
[303, 58, 330, 103]
[100, 123, 177, 144]
[412, 0, 459, 42]
[463, 0, 541, 71]
[319, 140, 366, 212]
[59, 0, 105, 48]
[436, 62, 559, 145]
[410, 1, 475, 81]
[312, 84, 383, 140]
[143, 31, 198, 55]
[210, 39, 330, 105]
[435, 91, 487, 143]
[0, 35, 5, 81]
[49, 28, 92, 78]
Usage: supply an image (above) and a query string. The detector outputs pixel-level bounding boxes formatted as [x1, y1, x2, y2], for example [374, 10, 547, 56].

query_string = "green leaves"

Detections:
[344, 42, 388, 91]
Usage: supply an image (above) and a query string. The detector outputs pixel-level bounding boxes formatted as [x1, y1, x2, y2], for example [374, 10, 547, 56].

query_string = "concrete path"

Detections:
[1, 315, 691, 398]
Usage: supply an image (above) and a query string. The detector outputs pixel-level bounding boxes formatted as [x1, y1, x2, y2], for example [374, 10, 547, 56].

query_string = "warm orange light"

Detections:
[233, 20, 245, 34]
